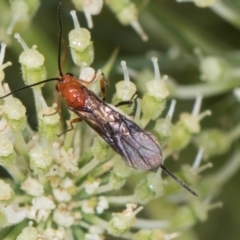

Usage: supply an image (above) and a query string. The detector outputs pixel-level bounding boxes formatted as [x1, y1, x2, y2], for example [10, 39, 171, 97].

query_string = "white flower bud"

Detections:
[146, 57, 169, 99]
[115, 61, 136, 101]
[0, 179, 14, 205]
[42, 227, 66, 240]
[21, 177, 44, 196]
[2, 204, 27, 224]
[108, 204, 143, 236]
[3, 94, 26, 121]
[96, 196, 109, 214]
[29, 145, 52, 175]
[14, 33, 47, 85]
[53, 188, 71, 202]
[0, 134, 15, 167]
[84, 179, 101, 194]
[81, 199, 97, 214]
[72, 0, 103, 28]
[16, 222, 38, 240]
[53, 209, 75, 227]
[69, 10, 94, 66]
[32, 196, 55, 210]
[38, 104, 60, 141]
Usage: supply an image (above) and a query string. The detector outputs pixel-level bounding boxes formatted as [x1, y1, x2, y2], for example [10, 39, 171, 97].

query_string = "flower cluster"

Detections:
[0, 1, 240, 240]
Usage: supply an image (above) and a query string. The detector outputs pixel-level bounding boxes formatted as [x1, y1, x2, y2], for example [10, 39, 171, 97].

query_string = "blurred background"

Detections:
[1, 0, 240, 239]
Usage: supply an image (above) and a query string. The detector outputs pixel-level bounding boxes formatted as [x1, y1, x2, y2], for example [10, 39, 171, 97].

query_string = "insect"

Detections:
[0, 4, 198, 197]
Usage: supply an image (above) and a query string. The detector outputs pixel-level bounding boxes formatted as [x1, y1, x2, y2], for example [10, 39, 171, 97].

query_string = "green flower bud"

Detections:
[199, 56, 229, 81]
[134, 229, 165, 240]
[0, 135, 15, 167]
[111, 93, 135, 115]
[106, 0, 138, 26]
[38, 106, 60, 142]
[171, 206, 196, 230]
[116, 61, 136, 99]
[180, 164, 199, 186]
[7, 0, 40, 35]
[192, 200, 222, 222]
[134, 172, 162, 204]
[171, 199, 222, 230]
[16, 222, 38, 240]
[29, 145, 52, 175]
[110, 159, 131, 190]
[105, 0, 148, 41]
[112, 61, 136, 114]
[154, 118, 173, 142]
[146, 77, 169, 100]
[3, 94, 26, 132]
[0, 179, 15, 206]
[167, 121, 191, 152]
[180, 113, 200, 134]
[154, 99, 176, 143]
[72, 0, 103, 28]
[69, 10, 94, 66]
[168, 96, 210, 152]
[14, 33, 47, 86]
[141, 93, 166, 121]
[92, 137, 114, 162]
[194, 129, 230, 158]
[108, 204, 143, 236]
[141, 58, 169, 124]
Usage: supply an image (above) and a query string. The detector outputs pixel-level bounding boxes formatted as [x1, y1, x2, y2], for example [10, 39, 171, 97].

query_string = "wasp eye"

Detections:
[66, 72, 74, 76]
[55, 85, 59, 91]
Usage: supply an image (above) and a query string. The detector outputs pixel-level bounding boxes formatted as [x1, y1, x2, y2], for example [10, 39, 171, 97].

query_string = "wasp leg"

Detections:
[99, 71, 108, 102]
[43, 95, 61, 117]
[115, 91, 138, 107]
[57, 117, 82, 137]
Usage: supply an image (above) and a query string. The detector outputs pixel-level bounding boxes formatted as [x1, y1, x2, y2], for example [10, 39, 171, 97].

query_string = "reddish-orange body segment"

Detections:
[57, 74, 89, 110]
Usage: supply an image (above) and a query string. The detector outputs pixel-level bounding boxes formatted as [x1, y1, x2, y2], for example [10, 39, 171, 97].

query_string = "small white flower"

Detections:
[96, 196, 109, 214]
[79, 66, 96, 83]
[84, 179, 101, 194]
[85, 225, 104, 240]
[1, 204, 27, 224]
[32, 196, 56, 210]
[0, 179, 14, 202]
[42, 227, 66, 240]
[36, 209, 51, 222]
[21, 177, 44, 196]
[25, 206, 36, 219]
[82, 200, 95, 214]
[16, 222, 38, 240]
[53, 188, 71, 202]
[57, 147, 79, 173]
[53, 209, 75, 227]
[60, 177, 74, 189]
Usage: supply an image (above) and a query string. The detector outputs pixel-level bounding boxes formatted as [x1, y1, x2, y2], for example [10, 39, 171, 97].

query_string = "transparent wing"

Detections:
[112, 118, 162, 170]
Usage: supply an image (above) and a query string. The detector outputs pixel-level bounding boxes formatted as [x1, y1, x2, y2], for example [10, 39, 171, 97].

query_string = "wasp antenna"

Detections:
[160, 164, 198, 197]
[57, 3, 63, 77]
[0, 78, 60, 99]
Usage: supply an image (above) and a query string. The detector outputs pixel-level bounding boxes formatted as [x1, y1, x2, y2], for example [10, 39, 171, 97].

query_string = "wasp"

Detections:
[0, 4, 197, 197]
